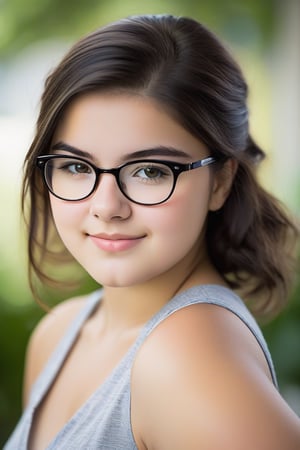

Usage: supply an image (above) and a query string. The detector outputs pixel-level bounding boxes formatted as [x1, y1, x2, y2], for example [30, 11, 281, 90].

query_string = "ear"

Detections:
[208, 159, 238, 211]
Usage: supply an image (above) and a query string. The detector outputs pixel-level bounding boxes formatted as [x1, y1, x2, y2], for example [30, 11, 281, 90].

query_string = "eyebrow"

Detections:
[52, 142, 94, 160]
[51, 141, 192, 163]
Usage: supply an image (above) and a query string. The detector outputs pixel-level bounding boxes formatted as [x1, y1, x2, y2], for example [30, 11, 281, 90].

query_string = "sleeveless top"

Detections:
[4, 285, 277, 450]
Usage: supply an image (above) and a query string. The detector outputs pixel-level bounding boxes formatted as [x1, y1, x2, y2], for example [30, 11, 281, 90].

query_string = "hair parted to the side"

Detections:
[22, 14, 299, 319]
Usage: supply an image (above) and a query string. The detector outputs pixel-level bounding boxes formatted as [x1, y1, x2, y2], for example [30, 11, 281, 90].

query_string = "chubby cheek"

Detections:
[145, 187, 210, 260]
[49, 197, 85, 244]
[49, 183, 211, 287]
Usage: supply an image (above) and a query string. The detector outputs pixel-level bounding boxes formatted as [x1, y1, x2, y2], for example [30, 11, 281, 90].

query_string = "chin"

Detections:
[87, 267, 158, 289]
[87, 271, 138, 288]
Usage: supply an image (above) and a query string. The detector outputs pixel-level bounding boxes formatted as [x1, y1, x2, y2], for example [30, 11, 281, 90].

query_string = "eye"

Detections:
[58, 160, 92, 175]
[137, 166, 164, 179]
[131, 163, 171, 181]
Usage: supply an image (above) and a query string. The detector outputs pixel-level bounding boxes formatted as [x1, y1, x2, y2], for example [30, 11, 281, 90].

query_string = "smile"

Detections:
[88, 233, 145, 252]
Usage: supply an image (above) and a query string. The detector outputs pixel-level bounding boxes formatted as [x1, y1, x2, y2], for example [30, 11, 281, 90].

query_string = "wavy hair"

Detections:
[22, 15, 299, 318]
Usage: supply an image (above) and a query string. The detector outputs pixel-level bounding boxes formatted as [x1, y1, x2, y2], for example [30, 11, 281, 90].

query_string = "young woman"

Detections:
[5, 14, 300, 450]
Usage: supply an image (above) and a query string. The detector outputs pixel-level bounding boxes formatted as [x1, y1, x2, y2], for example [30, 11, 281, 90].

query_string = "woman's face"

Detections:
[49, 93, 228, 288]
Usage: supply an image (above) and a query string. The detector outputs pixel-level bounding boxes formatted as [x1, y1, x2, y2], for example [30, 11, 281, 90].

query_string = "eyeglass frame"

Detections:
[36, 154, 219, 206]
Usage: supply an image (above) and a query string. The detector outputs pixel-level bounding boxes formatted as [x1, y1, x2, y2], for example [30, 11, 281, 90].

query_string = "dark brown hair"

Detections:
[22, 14, 298, 318]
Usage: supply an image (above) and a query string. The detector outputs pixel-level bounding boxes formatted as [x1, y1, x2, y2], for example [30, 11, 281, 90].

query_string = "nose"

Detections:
[88, 173, 132, 221]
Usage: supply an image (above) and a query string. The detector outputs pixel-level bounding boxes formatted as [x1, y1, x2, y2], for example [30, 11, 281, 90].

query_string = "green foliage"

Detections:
[0, 301, 43, 446]
[0, 0, 277, 56]
[262, 277, 300, 389]
[0, 0, 103, 54]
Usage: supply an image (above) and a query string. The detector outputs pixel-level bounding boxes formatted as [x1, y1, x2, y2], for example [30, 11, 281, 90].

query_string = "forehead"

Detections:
[53, 92, 208, 163]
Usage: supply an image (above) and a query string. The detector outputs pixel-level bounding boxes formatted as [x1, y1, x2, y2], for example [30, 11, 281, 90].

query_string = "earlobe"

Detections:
[208, 159, 238, 211]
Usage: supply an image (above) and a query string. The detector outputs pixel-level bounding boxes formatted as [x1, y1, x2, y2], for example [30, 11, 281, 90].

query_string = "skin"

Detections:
[24, 93, 300, 449]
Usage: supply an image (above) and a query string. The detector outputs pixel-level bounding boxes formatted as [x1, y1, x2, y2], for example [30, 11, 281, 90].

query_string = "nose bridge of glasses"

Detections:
[92, 166, 124, 199]
[94, 166, 122, 186]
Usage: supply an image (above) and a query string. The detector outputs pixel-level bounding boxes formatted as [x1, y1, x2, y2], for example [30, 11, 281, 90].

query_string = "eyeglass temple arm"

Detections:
[190, 156, 218, 169]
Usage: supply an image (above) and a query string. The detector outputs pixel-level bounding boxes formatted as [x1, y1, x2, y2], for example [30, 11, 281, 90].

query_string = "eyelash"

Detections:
[58, 162, 92, 174]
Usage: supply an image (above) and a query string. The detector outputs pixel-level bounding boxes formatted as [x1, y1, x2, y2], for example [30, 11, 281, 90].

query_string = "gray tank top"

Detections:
[4, 285, 277, 449]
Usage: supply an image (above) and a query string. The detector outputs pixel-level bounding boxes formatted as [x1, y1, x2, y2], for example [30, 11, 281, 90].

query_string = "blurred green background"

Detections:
[0, 0, 299, 445]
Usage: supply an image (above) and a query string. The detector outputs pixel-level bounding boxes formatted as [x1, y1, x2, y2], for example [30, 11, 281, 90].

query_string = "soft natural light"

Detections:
[0, 115, 35, 303]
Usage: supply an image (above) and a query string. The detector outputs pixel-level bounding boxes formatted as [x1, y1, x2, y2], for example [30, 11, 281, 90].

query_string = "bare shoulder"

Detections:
[23, 293, 90, 406]
[132, 303, 300, 450]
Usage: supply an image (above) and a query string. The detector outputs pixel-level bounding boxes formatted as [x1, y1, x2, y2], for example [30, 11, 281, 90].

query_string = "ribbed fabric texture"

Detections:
[4, 285, 277, 449]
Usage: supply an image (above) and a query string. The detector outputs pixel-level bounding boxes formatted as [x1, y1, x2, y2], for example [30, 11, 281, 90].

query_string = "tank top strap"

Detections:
[28, 289, 103, 407]
[133, 285, 278, 388]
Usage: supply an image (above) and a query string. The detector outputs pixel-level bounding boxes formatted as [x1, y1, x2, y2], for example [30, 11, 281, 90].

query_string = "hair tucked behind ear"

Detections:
[22, 14, 299, 318]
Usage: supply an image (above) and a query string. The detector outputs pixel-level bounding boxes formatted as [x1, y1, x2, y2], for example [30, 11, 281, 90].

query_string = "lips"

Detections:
[88, 233, 145, 252]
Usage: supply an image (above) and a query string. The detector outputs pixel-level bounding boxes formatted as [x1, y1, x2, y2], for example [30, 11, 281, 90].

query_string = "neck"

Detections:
[97, 249, 223, 333]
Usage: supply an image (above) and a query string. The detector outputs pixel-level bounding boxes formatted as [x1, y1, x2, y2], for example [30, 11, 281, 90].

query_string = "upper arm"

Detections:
[22, 296, 86, 407]
[131, 304, 300, 450]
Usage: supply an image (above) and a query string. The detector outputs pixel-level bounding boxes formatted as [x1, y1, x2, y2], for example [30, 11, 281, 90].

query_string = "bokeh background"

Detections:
[0, 0, 299, 445]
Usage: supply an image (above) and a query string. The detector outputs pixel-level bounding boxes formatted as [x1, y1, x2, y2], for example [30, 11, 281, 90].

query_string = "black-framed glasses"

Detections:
[36, 154, 218, 206]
